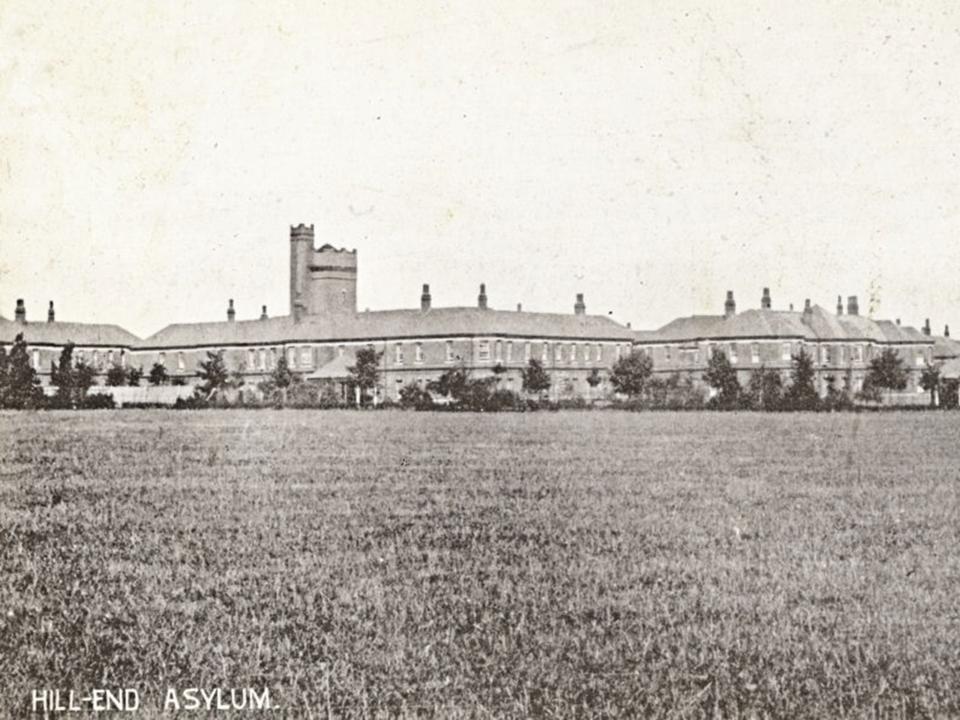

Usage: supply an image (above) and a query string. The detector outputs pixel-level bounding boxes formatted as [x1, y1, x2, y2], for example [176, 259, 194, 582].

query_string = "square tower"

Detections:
[290, 224, 358, 320]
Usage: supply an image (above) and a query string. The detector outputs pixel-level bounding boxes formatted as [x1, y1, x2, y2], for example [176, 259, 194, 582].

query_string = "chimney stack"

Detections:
[574, 293, 586, 315]
[14, 299, 25, 324]
[802, 298, 813, 324]
[847, 296, 859, 316]
[516, 303, 522, 312]
[923, 318, 931, 336]
[260, 305, 268, 320]
[761, 287, 771, 310]
[47, 301, 55, 323]
[420, 284, 431, 312]
[896, 318, 901, 326]
[478, 283, 488, 310]
[945, 324, 950, 338]
[724, 291, 736, 319]
[227, 299, 236, 322]
[836, 295, 843, 316]
[789, 302, 794, 312]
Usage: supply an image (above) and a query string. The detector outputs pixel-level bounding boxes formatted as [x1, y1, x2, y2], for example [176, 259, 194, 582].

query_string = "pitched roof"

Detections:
[0, 319, 140, 347]
[933, 335, 960, 359]
[136, 307, 636, 349]
[638, 305, 932, 345]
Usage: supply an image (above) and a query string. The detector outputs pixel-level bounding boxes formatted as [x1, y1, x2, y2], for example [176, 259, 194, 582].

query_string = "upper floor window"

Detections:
[415, 343, 424, 364]
[506, 341, 513, 363]
[751, 343, 760, 364]
[395, 343, 404, 364]
[446, 341, 455, 363]
[782, 343, 791, 361]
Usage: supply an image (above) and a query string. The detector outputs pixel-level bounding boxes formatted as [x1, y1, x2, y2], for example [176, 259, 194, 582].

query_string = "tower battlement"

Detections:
[289, 224, 357, 321]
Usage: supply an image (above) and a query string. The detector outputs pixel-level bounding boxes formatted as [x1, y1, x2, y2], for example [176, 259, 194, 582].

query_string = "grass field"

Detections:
[2, 410, 959, 718]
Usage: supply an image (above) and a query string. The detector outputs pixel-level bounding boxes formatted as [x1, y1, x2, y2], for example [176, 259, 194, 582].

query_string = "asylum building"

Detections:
[127, 223, 635, 401]
[0, 223, 946, 405]
[632, 289, 935, 401]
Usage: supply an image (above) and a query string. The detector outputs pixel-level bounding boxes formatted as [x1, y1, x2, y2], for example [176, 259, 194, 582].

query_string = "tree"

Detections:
[428, 365, 470, 400]
[348, 346, 383, 406]
[3, 333, 42, 409]
[106, 363, 127, 386]
[197, 349, 229, 398]
[784, 346, 820, 411]
[51, 344, 77, 408]
[865, 348, 908, 403]
[920, 362, 942, 408]
[521, 359, 551, 398]
[745, 366, 783, 411]
[271, 354, 296, 389]
[148, 362, 169, 386]
[126, 366, 144, 386]
[703, 349, 741, 410]
[609, 349, 653, 398]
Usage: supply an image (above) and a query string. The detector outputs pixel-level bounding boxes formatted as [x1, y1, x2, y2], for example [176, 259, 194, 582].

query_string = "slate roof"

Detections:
[638, 305, 931, 345]
[137, 307, 636, 349]
[0, 319, 140, 347]
[932, 335, 960, 359]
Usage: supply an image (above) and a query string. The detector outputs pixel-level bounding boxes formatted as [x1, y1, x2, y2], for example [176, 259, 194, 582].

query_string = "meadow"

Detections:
[1, 410, 959, 718]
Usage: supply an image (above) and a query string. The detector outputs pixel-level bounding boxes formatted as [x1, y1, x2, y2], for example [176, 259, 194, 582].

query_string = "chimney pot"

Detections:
[945, 324, 950, 338]
[761, 287, 771, 310]
[801, 299, 813, 324]
[14, 299, 25, 324]
[724, 291, 736, 319]
[260, 305, 268, 320]
[47, 300, 55, 323]
[836, 295, 843, 315]
[478, 283, 488, 310]
[923, 318, 931, 336]
[420, 283, 431, 311]
[227, 298, 236, 322]
[574, 293, 586, 315]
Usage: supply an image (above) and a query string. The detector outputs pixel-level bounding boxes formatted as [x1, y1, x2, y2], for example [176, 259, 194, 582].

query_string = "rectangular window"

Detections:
[664, 345, 671, 362]
[782, 343, 791, 361]
[821, 346, 829, 365]
[337, 345, 345, 357]
[395, 343, 404, 365]
[555, 344, 563, 363]
[159, 352, 166, 367]
[839, 346, 846, 365]
[729, 344, 737, 364]
[32, 349, 39, 369]
[495, 340, 502, 362]
[120, 350, 127, 367]
[616, 344, 622, 361]
[854, 345, 864, 363]
[247, 349, 256, 369]
[477, 340, 490, 362]
[258, 349, 266, 371]
[524, 342, 531, 361]
[506, 341, 513, 363]
[269, 348, 277, 370]
[300, 347, 312, 367]
[446, 341, 454, 363]
[751, 343, 760, 364]
[596, 344, 602, 362]
[415, 343, 424, 364]
[542, 342, 550, 362]
[916, 350, 925, 367]
[583, 343, 590, 365]
[178, 352, 185, 370]
[287, 347, 296, 368]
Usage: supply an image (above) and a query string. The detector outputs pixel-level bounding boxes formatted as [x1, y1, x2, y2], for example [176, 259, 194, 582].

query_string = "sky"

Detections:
[1, 1, 959, 338]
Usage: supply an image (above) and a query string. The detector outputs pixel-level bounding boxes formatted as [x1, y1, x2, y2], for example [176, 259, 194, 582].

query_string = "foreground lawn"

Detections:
[1, 410, 959, 718]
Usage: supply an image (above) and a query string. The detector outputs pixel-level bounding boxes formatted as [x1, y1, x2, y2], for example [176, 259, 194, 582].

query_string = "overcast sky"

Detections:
[2, 1, 958, 337]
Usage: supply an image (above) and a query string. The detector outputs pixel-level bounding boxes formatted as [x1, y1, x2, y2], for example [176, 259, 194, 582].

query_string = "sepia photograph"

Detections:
[2, 1, 959, 717]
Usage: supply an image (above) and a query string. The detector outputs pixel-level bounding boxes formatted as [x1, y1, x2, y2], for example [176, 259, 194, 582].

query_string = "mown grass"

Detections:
[1, 410, 959, 718]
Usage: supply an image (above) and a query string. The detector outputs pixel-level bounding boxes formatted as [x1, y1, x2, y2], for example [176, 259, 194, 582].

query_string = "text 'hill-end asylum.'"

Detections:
[3, 223, 958, 404]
